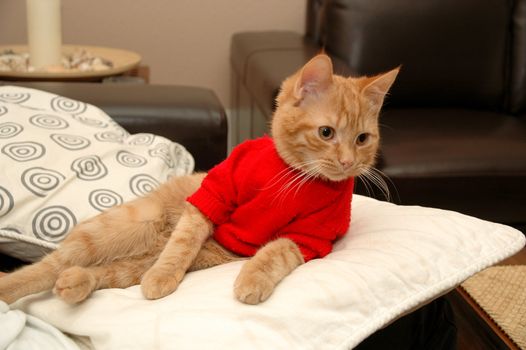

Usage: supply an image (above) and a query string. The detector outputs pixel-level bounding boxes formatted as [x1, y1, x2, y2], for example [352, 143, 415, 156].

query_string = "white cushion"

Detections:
[13, 195, 525, 349]
[0, 86, 194, 261]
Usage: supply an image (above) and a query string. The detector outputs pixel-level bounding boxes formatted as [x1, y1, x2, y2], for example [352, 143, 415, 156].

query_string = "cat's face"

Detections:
[271, 54, 399, 182]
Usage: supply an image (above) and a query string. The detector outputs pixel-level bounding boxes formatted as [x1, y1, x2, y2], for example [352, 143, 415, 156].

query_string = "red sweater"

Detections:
[187, 136, 354, 262]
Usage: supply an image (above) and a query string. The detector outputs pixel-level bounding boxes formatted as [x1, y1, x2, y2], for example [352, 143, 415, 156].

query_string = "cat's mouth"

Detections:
[309, 159, 364, 182]
[285, 155, 365, 183]
[318, 163, 392, 201]
[320, 168, 360, 182]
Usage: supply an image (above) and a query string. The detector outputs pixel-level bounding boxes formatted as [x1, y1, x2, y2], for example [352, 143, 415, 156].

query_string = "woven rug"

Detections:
[461, 265, 526, 349]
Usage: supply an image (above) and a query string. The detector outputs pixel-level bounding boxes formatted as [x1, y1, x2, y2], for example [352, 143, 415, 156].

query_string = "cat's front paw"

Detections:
[234, 270, 275, 305]
[54, 266, 97, 304]
[141, 268, 182, 300]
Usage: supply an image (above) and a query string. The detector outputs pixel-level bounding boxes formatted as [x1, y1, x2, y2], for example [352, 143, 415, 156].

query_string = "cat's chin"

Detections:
[319, 165, 369, 182]
[319, 172, 355, 183]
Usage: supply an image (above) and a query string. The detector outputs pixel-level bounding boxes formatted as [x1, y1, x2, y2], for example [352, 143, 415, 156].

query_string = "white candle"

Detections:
[26, 0, 63, 69]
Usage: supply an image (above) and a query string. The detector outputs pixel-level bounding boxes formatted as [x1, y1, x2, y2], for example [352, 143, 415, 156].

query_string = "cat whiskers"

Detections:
[270, 159, 323, 206]
[290, 162, 324, 197]
[357, 166, 394, 202]
[259, 165, 299, 191]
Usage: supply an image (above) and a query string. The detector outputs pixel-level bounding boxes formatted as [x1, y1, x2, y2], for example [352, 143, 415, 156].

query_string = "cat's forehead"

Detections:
[332, 76, 362, 105]
[309, 78, 362, 123]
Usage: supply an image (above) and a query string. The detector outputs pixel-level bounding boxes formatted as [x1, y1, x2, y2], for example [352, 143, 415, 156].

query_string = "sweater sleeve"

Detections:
[187, 136, 274, 225]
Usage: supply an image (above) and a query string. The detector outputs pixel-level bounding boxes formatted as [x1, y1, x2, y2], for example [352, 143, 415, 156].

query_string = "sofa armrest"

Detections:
[2, 82, 227, 171]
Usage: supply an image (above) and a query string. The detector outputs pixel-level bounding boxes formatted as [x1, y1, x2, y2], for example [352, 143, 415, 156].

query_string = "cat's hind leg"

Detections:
[0, 198, 164, 305]
[53, 266, 97, 304]
[0, 252, 63, 304]
[58, 196, 167, 267]
[57, 173, 205, 267]
[54, 253, 160, 304]
[0, 196, 166, 305]
[0, 173, 204, 305]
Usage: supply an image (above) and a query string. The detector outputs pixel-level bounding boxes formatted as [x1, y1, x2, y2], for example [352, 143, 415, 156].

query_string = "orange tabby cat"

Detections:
[0, 54, 398, 305]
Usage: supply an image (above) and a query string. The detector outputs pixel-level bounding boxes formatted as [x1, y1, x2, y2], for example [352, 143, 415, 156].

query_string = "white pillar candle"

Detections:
[26, 0, 63, 69]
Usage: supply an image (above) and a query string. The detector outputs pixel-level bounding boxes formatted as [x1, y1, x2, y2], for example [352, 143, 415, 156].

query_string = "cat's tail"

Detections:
[0, 251, 63, 304]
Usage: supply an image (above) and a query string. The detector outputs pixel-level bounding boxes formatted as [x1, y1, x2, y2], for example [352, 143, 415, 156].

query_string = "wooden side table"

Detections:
[0, 65, 149, 84]
[446, 246, 526, 350]
[120, 65, 150, 83]
[0, 45, 146, 83]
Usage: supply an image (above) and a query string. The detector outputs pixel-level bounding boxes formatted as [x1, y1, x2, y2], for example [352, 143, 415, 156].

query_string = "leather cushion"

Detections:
[376, 108, 526, 223]
[321, 0, 509, 109]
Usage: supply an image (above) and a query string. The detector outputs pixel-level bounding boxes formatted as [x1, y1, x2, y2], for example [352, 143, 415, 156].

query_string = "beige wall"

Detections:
[0, 0, 306, 107]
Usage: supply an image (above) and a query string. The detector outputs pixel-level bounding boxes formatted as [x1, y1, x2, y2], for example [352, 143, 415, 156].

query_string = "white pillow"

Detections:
[0, 86, 194, 261]
[12, 195, 525, 350]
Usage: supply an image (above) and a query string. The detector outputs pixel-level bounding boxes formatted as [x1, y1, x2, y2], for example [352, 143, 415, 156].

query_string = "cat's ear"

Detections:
[359, 67, 400, 109]
[293, 54, 333, 100]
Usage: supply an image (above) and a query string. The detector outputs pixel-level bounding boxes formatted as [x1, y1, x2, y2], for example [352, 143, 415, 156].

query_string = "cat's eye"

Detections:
[356, 133, 369, 145]
[318, 126, 335, 140]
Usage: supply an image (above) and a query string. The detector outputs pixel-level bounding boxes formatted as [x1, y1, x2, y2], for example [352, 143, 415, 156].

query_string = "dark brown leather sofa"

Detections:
[231, 0, 526, 231]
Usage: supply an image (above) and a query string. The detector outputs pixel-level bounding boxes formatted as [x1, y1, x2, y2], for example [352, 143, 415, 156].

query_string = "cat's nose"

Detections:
[339, 159, 353, 170]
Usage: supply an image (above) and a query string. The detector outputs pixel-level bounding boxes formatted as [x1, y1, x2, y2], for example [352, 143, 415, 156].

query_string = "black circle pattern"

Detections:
[127, 133, 154, 146]
[129, 174, 160, 197]
[116, 150, 147, 167]
[0, 92, 30, 104]
[89, 189, 123, 212]
[29, 114, 69, 129]
[0, 122, 23, 138]
[32, 206, 77, 242]
[50, 133, 91, 150]
[72, 115, 108, 128]
[148, 143, 174, 167]
[1, 141, 45, 162]
[94, 131, 125, 143]
[0, 186, 14, 218]
[22, 167, 65, 197]
[71, 155, 108, 181]
[50, 96, 87, 115]
[0, 105, 8, 116]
